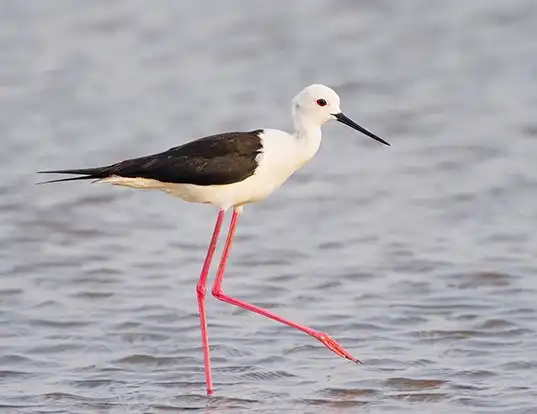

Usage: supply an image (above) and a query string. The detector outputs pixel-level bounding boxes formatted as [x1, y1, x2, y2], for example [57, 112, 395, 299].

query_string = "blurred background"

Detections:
[1, 1, 536, 412]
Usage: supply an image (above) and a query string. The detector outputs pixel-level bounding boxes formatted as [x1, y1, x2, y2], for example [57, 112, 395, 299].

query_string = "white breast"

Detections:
[101, 129, 320, 210]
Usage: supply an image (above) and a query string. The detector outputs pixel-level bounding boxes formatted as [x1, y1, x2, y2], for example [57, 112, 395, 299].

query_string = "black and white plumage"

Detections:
[41, 131, 264, 186]
[40, 84, 389, 210]
[39, 84, 390, 394]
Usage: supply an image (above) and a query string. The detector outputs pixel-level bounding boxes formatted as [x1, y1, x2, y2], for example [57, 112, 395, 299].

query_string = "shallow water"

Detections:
[1, 1, 537, 412]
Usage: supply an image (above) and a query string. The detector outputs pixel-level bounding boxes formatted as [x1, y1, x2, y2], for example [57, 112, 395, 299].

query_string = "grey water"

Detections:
[1, 1, 537, 412]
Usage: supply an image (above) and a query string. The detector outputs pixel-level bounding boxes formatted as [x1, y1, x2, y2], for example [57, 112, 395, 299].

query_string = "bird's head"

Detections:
[292, 84, 390, 146]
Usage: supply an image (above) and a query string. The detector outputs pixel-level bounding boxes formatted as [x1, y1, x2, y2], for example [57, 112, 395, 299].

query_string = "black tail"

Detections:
[37, 168, 106, 184]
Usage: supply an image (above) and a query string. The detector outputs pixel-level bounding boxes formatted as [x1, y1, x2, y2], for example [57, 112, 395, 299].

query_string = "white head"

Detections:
[292, 84, 390, 146]
[292, 84, 342, 125]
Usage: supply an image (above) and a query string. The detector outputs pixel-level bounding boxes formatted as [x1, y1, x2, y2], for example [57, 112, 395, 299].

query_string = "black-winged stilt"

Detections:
[39, 84, 390, 394]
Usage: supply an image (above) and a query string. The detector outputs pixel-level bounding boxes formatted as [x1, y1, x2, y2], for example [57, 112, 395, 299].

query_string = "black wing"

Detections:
[39, 131, 264, 186]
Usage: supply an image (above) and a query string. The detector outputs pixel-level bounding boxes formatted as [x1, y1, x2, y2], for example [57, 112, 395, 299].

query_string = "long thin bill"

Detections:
[334, 112, 390, 146]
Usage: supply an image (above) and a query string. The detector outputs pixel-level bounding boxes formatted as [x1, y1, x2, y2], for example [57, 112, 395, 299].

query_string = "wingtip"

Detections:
[34, 175, 95, 184]
[37, 170, 60, 174]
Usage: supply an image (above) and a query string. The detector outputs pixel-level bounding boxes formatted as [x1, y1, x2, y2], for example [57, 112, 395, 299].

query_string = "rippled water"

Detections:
[2, 1, 537, 412]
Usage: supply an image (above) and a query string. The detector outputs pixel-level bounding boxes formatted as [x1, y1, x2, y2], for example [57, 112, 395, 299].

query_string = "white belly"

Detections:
[101, 171, 289, 210]
[101, 129, 319, 210]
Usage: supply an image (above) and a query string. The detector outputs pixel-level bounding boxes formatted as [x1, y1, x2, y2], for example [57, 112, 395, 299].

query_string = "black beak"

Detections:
[333, 113, 390, 146]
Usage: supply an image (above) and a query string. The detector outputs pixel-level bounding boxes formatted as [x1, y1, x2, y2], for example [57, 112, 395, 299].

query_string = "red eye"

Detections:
[316, 99, 327, 107]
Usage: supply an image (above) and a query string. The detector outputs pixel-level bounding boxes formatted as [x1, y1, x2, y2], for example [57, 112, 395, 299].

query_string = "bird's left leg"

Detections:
[196, 209, 225, 395]
[211, 207, 360, 363]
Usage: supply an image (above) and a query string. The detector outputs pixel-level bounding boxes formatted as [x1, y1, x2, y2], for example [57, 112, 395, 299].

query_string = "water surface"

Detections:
[1, 1, 537, 412]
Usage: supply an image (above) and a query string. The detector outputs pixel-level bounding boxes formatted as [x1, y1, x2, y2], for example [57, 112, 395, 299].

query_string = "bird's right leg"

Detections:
[196, 209, 225, 395]
[211, 208, 360, 364]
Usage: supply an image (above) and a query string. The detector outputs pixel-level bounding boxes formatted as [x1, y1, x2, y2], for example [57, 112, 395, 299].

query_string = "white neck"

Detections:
[292, 112, 323, 160]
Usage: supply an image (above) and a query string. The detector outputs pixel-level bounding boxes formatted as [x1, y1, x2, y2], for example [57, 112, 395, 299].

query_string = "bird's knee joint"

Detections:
[211, 287, 224, 299]
[196, 284, 206, 298]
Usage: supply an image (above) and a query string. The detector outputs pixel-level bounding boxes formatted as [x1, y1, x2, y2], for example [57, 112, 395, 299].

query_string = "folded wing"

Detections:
[39, 131, 263, 186]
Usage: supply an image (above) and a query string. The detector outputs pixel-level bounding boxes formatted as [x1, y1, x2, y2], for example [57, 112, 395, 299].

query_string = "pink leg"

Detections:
[211, 207, 360, 363]
[196, 209, 225, 395]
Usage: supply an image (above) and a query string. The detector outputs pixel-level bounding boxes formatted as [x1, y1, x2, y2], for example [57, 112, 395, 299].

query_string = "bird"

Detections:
[39, 84, 390, 394]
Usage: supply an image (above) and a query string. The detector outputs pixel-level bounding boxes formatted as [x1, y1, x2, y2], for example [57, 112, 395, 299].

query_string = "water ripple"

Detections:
[2, 1, 537, 413]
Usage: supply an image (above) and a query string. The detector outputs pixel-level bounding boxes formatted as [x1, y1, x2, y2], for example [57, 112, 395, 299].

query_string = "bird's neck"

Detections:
[293, 117, 322, 159]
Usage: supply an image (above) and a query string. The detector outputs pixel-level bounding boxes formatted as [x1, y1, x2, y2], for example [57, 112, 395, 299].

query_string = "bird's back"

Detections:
[40, 131, 264, 186]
